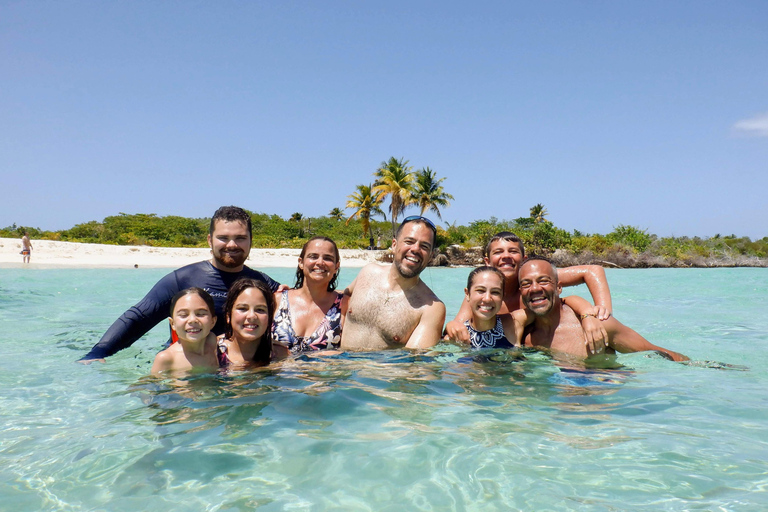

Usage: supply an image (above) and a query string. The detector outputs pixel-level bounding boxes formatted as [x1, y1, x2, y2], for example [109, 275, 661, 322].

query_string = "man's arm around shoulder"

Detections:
[557, 265, 612, 319]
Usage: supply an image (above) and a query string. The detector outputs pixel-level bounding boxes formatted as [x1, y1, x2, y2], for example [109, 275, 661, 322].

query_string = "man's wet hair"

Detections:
[466, 265, 506, 295]
[484, 231, 525, 258]
[210, 206, 253, 239]
[519, 254, 559, 283]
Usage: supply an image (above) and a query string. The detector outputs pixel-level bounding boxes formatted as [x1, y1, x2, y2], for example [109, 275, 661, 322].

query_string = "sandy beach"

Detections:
[0, 237, 384, 269]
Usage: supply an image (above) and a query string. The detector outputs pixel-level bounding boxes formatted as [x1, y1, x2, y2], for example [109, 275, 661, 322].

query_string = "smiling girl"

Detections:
[464, 266, 530, 349]
[218, 278, 275, 366]
[151, 288, 220, 374]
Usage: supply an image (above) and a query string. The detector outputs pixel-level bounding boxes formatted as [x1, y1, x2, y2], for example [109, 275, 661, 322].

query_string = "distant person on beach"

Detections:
[151, 288, 221, 374]
[218, 278, 275, 366]
[80, 206, 281, 362]
[341, 216, 446, 350]
[519, 256, 689, 361]
[21, 231, 32, 263]
[445, 231, 613, 351]
[272, 236, 344, 356]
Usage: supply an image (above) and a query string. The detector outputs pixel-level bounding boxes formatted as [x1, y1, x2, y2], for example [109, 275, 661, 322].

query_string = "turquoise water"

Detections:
[1, 267, 767, 511]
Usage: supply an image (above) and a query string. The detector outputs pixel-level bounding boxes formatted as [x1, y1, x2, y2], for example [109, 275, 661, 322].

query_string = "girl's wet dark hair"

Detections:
[293, 236, 341, 291]
[169, 287, 216, 317]
[223, 278, 275, 365]
[466, 266, 506, 294]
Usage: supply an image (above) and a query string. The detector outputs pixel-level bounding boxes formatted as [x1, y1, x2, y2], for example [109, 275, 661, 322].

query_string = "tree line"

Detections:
[2, 156, 767, 267]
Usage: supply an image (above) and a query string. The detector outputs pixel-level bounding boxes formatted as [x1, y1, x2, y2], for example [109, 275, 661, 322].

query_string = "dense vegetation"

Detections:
[2, 156, 766, 267]
[3, 211, 767, 268]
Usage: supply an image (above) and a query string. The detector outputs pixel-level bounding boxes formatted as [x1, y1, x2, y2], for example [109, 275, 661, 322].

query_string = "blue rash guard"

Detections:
[80, 261, 279, 360]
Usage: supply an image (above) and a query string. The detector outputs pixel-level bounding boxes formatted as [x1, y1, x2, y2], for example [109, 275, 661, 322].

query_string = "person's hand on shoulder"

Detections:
[443, 319, 470, 343]
[593, 305, 612, 321]
[580, 315, 608, 356]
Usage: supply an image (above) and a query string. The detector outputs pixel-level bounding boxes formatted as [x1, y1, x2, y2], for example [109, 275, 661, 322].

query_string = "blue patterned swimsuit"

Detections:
[272, 290, 343, 354]
[465, 317, 516, 349]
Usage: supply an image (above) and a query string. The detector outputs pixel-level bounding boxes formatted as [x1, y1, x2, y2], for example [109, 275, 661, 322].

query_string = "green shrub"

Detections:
[607, 225, 652, 253]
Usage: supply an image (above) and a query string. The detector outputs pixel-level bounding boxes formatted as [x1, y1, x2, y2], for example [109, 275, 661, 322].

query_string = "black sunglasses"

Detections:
[400, 215, 437, 233]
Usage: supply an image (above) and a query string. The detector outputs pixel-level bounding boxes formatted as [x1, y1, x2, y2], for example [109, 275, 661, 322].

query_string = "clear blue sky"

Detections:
[2, 1, 767, 238]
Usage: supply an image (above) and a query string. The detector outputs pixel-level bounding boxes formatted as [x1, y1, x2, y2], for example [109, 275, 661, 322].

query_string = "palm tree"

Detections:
[413, 167, 454, 220]
[346, 184, 385, 240]
[289, 212, 304, 222]
[373, 157, 415, 237]
[529, 204, 548, 224]
[328, 207, 344, 221]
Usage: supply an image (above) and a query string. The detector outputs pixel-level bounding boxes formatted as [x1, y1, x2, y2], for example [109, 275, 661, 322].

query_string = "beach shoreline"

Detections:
[0, 238, 385, 269]
[3, 237, 765, 270]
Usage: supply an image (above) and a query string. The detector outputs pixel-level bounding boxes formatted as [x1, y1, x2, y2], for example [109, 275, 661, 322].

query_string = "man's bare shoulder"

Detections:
[559, 301, 579, 319]
[415, 280, 443, 305]
[357, 262, 390, 279]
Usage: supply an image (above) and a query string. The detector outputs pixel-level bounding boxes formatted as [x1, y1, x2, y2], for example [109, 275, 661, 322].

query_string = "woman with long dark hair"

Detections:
[272, 236, 343, 354]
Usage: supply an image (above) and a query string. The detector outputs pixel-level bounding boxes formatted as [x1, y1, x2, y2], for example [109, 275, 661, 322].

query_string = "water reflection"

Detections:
[115, 346, 695, 493]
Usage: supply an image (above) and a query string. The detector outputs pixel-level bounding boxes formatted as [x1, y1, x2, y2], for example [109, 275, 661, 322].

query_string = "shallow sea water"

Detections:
[1, 267, 767, 511]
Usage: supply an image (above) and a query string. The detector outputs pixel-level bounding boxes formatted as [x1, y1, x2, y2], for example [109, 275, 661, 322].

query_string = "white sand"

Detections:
[0, 237, 385, 269]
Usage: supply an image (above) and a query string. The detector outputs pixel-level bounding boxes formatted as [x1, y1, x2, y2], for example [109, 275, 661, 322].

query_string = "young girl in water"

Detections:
[151, 288, 221, 374]
[218, 278, 275, 366]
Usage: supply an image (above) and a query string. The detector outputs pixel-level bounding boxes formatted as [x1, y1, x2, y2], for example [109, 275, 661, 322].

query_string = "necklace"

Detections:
[383, 281, 418, 305]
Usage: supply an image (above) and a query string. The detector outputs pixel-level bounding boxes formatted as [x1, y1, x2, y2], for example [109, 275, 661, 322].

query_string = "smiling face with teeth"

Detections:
[465, 269, 505, 329]
[228, 287, 271, 343]
[169, 292, 217, 344]
[208, 219, 251, 271]
[484, 238, 524, 282]
[392, 222, 435, 279]
[519, 259, 562, 316]
[298, 239, 340, 287]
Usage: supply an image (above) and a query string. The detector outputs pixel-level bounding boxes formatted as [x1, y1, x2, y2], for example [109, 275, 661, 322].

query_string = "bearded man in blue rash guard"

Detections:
[79, 206, 282, 362]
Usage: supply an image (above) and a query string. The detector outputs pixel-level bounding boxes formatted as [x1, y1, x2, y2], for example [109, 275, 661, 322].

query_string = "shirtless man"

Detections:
[341, 216, 446, 350]
[21, 231, 32, 263]
[519, 256, 688, 361]
[445, 231, 613, 351]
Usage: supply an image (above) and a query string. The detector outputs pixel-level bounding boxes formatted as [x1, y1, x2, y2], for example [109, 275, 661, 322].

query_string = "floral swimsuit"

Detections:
[272, 290, 343, 354]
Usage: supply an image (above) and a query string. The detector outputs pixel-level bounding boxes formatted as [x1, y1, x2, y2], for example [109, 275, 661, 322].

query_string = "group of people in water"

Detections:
[80, 205, 688, 374]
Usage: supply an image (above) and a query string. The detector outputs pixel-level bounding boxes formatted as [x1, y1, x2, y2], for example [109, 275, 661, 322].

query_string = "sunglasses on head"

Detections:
[401, 215, 437, 233]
